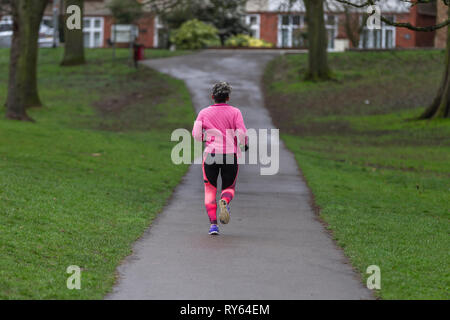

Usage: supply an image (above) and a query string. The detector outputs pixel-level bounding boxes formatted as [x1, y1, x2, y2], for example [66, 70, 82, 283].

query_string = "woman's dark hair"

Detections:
[212, 82, 232, 103]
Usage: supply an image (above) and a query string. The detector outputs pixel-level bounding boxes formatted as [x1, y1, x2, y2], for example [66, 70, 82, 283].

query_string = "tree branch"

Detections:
[334, 0, 450, 31]
[382, 15, 450, 31]
[140, 0, 186, 14]
[333, 0, 375, 8]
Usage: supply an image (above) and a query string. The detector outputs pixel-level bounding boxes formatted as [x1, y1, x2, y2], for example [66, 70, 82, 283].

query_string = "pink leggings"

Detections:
[202, 153, 239, 224]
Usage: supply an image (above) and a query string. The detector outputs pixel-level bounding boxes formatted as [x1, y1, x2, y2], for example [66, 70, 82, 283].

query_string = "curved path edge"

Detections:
[106, 50, 373, 300]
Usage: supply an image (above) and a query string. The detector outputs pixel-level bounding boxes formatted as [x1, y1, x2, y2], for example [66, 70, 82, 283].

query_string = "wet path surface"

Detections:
[107, 50, 373, 299]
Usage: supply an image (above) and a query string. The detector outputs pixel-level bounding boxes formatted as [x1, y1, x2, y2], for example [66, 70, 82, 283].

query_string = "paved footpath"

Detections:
[107, 50, 373, 300]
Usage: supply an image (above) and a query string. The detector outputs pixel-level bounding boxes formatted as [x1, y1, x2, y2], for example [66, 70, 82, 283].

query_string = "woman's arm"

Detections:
[235, 110, 248, 148]
[192, 113, 204, 142]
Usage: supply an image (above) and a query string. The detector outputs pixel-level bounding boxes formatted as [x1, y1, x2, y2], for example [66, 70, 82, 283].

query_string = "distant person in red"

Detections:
[192, 82, 248, 235]
[133, 42, 141, 68]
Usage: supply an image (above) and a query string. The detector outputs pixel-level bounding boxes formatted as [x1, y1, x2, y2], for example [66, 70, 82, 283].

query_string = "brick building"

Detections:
[44, 0, 157, 48]
[245, 0, 437, 50]
[42, 0, 439, 50]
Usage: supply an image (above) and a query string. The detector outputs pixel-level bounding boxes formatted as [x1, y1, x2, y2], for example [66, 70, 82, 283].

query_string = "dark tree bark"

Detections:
[61, 0, 85, 66]
[5, 0, 49, 121]
[420, 6, 450, 119]
[304, 0, 330, 81]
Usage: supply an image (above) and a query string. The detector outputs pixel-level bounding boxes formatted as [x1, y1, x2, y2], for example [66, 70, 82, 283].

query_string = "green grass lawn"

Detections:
[264, 50, 450, 300]
[0, 48, 194, 299]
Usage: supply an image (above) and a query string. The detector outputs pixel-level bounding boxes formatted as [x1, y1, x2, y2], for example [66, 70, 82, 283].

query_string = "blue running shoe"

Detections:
[209, 224, 219, 235]
[219, 199, 230, 224]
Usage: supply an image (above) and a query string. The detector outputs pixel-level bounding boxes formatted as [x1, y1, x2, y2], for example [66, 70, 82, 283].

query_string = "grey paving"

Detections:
[106, 50, 373, 300]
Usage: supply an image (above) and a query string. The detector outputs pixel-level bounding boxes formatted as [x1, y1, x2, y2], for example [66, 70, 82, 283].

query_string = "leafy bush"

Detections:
[161, 0, 249, 45]
[170, 19, 220, 50]
[225, 34, 273, 48]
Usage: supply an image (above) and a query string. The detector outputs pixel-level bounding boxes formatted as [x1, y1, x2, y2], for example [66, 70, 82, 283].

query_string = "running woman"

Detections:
[192, 82, 248, 235]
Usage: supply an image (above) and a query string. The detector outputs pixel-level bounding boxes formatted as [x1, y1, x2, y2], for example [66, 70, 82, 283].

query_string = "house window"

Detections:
[154, 16, 170, 48]
[385, 29, 394, 48]
[292, 15, 301, 26]
[246, 14, 260, 38]
[111, 24, 138, 43]
[278, 14, 305, 48]
[83, 17, 103, 48]
[359, 15, 396, 49]
[325, 14, 338, 50]
[278, 14, 336, 49]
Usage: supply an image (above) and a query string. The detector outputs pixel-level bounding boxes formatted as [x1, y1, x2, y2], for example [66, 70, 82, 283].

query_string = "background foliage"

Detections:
[170, 19, 221, 50]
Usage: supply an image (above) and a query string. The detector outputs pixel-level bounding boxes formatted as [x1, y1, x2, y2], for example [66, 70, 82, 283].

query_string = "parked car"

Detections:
[38, 22, 55, 48]
[0, 16, 56, 48]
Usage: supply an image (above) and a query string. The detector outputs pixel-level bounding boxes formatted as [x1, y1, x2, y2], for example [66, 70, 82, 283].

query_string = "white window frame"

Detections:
[246, 14, 261, 39]
[277, 14, 305, 48]
[359, 15, 396, 49]
[325, 14, 339, 51]
[83, 17, 104, 48]
[154, 16, 163, 48]
[111, 24, 138, 43]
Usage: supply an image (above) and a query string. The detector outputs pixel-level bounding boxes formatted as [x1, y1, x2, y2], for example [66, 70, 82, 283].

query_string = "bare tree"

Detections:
[141, 0, 186, 13]
[0, 0, 11, 15]
[343, 6, 369, 47]
[5, 0, 49, 121]
[282, 0, 332, 80]
[335, 0, 450, 119]
[304, 0, 331, 80]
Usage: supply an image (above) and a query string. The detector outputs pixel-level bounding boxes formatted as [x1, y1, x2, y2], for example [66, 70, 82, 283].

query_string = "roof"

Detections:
[246, 0, 411, 13]
[44, 0, 153, 17]
[44, 0, 112, 16]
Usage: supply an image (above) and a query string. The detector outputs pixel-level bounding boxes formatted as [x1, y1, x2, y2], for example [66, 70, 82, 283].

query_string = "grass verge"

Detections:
[264, 50, 450, 299]
[0, 48, 194, 299]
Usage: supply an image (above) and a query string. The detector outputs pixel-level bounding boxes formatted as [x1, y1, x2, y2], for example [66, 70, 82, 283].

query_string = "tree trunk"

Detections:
[420, 6, 450, 119]
[304, 0, 330, 81]
[344, 7, 367, 48]
[344, 7, 358, 47]
[5, 0, 49, 121]
[61, 0, 85, 66]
